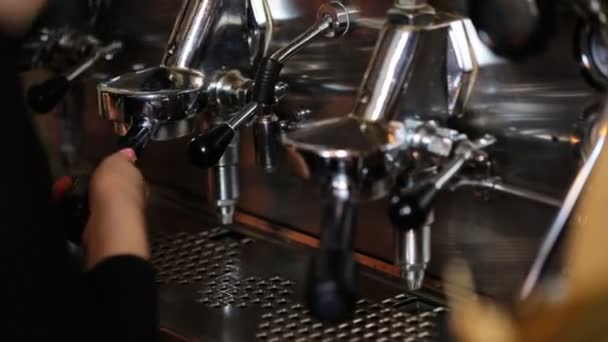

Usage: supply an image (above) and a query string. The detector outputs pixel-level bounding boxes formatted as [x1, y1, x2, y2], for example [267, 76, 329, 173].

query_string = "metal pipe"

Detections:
[162, 0, 222, 69]
[450, 178, 563, 208]
[209, 131, 240, 225]
[394, 215, 432, 290]
[270, 16, 333, 63]
[520, 126, 608, 299]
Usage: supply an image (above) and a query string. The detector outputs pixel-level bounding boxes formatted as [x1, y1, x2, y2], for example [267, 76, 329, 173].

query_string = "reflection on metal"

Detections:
[246, 0, 274, 66]
[35, 0, 608, 333]
[353, 5, 477, 123]
[162, 0, 222, 69]
[520, 106, 608, 299]
[450, 177, 563, 208]
[256, 294, 446, 341]
[97, 66, 205, 140]
[577, 22, 608, 89]
[395, 217, 432, 290]
[151, 228, 253, 285]
[210, 132, 240, 225]
[283, 117, 407, 201]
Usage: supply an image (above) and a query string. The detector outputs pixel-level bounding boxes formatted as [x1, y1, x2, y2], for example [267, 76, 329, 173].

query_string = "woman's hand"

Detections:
[83, 149, 150, 270]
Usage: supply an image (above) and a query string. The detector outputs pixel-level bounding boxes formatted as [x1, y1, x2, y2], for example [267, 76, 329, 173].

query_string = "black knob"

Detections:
[389, 181, 438, 230]
[188, 123, 235, 169]
[306, 199, 357, 323]
[468, 0, 555, 59]
[27, 76, 70, 113]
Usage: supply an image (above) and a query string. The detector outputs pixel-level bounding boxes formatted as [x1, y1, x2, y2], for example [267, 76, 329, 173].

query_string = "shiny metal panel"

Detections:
[147, 189, 446, 341]
[27, 0, 600, 306]
[162, 0, 223, 69]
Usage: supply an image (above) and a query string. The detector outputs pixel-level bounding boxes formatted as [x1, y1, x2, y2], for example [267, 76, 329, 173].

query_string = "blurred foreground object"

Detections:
[446, 110, 608, 341]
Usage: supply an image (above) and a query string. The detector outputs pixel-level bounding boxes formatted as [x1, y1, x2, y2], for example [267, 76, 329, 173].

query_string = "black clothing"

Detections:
[0, 35, 158, 341]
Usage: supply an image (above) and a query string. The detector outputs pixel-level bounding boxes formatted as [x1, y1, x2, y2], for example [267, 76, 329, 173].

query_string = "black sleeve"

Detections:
[84, 256, 159, 342]
[0, 34, 159, 341]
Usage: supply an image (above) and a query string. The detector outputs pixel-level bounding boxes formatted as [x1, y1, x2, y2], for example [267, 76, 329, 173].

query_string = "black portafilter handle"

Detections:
[388, 181, 438, 231]
[468, 0, 556, 60]
[27, 75, 71, 113]
[306, 199, 357, 323]
[116, 116, 157, 158]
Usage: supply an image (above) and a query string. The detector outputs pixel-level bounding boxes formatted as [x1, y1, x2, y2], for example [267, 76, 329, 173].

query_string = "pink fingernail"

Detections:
[119, 148, 137, 162]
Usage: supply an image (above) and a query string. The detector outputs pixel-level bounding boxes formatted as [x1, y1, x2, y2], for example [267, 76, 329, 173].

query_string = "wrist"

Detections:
[83, 208, 149, 270]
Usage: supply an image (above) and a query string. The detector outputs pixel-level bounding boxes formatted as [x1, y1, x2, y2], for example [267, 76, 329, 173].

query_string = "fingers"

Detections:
[118, 148, 137, 163]
[443, 259, 518, 342]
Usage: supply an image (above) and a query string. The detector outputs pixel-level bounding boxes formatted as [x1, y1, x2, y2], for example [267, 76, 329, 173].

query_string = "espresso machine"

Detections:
[24, 0, 608, 340]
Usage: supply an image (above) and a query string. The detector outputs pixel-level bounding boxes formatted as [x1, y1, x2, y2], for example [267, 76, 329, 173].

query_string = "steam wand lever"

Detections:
[188, 2, 359, 169]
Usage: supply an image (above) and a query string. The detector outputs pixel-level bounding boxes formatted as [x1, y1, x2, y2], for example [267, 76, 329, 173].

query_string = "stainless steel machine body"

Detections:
[23, 0, 608, 339]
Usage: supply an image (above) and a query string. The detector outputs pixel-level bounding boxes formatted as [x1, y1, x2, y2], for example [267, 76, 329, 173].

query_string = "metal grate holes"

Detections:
[151, 228, 254, 285]
[255, 294, 447, 341]
[196, 275, 294, 309]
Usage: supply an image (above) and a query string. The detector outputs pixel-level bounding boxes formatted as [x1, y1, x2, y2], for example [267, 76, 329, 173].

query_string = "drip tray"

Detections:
[151, 226, 447, 341]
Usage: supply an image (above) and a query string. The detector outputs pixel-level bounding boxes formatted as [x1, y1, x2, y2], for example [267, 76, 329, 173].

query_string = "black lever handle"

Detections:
[468, 0, 555, 59]
[27, 76, 71, 113]
[188, 123, 236, 169]
[389, 181, 438, 230]
[306, 199, 357, 323]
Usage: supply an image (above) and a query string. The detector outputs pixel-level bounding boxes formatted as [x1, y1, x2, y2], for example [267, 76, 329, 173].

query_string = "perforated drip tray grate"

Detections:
[195, 275, 294, 309]
[150, 227, 254, 285]
[256, 294, 447, 342]
[152, 228, 447, 341]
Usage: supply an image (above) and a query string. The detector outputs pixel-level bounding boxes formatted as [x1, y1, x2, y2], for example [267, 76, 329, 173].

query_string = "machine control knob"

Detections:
[188, 123, 236, 169]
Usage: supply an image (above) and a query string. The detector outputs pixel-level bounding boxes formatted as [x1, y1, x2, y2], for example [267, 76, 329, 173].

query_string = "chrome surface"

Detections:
[162, 0, 223, 69]
[270, 3, 359, 63]
[520, 105, 608, 299]
[395, 217, 432, 291]
[316, 1, 361, 38]
[405, 120, 462, 158]
[353, 5, 476, 123]
[25, 1, 608, 337]
[209, 132, 240, 225]
[226, 102, 260, 130]
[283, 116, 406, 201]
[207, 70, 252, 112]
[97, 65, 205, 140]
[253, 112, 283, 172]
